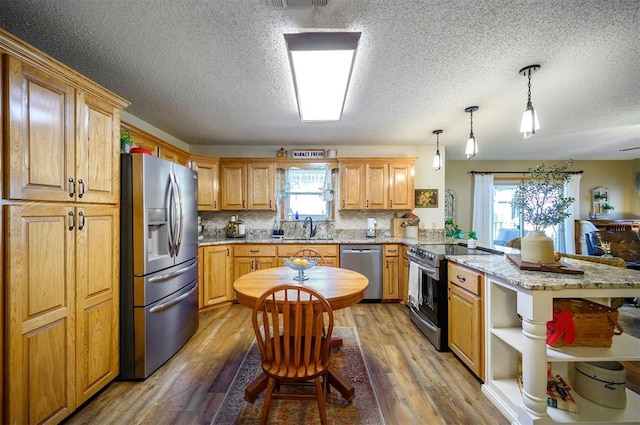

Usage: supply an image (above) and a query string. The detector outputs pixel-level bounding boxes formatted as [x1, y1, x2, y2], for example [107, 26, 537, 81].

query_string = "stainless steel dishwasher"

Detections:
[339, 245, 382, 301]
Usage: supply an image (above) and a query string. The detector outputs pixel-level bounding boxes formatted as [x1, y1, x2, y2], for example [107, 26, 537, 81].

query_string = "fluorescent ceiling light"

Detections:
[285, 32, 361, 121]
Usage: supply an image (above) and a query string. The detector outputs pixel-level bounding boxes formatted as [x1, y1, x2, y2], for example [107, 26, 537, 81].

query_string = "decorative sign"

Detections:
[291, 149, 325, 159]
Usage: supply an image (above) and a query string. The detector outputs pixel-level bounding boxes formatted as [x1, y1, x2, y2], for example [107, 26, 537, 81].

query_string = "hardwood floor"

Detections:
[64, 303, 511, 425]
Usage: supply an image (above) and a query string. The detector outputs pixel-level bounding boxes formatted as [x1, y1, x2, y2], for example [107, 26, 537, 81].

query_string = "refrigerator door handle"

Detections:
[148, 283, 197, 313]
[167, 173, 176, 257]
[172, 169, 184, 257]
[169, 170, 180, 257]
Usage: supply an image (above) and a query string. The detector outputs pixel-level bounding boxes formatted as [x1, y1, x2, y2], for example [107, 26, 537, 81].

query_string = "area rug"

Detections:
[211, 327, 385, 425]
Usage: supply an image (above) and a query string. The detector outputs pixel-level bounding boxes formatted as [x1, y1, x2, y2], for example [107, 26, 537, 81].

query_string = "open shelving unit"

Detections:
[483, 276, 640, 425]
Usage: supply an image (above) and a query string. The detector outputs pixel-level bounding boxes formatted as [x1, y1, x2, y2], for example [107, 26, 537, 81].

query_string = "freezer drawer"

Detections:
[123, 279, 199, 380]
[133, 258, 198, 307]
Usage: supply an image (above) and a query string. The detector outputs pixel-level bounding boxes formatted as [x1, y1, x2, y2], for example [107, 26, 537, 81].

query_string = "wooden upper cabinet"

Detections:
[6, 57, 121, 204]
[76, 91, 120, 204]
[192, 158, 219, 211]
[6, 56, 75, 202]
[247, 162, 275, 210]
[339, 162, 365, 210]
[121, 122, 190, 167]
[160, 147, 189, 167]
[220, 161, 275, 211]
[389, 162, 415, 210]
[339, 159, 415, 210]
[220, 162, 246, 210]
[365, 163, 389, 210]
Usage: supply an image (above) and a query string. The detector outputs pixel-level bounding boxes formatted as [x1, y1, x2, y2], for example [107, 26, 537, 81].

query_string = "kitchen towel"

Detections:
[408, 262, 420, 306]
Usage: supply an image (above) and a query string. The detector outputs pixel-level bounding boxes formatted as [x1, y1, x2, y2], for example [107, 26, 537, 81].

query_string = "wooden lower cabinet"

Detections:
[5, 203, 119, 424]
[233, 245, 277, 280]
[447, 262, 484, 380]
[401, 245, 409, 304]
[382, 244, 400, 301]
[200, 245, 233, 308]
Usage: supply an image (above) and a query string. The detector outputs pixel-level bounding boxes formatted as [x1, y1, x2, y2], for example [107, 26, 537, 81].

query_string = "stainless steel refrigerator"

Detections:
[119, 153, 199, 379]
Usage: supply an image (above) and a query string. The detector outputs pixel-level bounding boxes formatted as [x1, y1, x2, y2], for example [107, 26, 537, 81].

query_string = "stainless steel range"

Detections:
[407, 243, 502, 351]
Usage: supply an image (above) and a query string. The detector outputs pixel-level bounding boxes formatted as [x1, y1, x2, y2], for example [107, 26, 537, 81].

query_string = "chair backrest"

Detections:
[593, 230, 640, 261]
[506, 237, 521, 249]
[584, 232, 603, 255]
[559, 252, 627, 268]
[251, 284, 334, 379]
[290, 248, 327, 265]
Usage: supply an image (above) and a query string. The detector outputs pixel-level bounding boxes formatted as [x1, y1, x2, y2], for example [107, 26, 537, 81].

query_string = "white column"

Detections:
[520, 318, 550, 422]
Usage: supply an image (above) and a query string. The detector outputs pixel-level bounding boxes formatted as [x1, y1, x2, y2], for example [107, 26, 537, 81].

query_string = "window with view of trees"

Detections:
[281, 168, 333, 220]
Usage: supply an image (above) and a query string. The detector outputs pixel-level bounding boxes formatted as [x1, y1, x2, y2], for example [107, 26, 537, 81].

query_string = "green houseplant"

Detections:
[511, 161, 575, 263]
[120, 129, 134, 153]
[467, 230, 477, 248]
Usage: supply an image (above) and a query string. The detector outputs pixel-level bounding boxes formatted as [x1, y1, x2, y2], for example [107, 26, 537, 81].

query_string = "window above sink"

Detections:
[277, 164, 337, 222]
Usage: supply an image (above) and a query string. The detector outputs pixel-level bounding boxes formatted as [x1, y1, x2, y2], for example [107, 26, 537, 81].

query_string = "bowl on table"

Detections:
[283, 257, 319, 281]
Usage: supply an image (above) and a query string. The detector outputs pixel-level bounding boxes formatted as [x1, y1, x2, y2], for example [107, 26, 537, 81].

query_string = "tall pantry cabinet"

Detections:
[1, 29, 129, 424]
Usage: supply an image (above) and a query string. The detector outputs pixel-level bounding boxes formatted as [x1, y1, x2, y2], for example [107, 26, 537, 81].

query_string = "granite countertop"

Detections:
[198, 235, 450, 247]
[446, 254, 640, 291]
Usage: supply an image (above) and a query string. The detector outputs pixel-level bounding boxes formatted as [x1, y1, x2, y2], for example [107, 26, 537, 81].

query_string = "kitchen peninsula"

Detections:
[446, 254, 640, 425]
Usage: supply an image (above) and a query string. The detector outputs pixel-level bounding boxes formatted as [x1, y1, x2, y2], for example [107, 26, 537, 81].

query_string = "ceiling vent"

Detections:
[267, 0, 329, 9]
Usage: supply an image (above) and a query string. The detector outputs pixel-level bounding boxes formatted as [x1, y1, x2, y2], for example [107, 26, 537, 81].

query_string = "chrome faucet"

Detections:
[303, 216, 317, 238]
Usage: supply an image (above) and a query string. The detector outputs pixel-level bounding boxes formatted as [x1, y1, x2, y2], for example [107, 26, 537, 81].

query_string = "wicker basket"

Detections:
[548, 298, 624, 347]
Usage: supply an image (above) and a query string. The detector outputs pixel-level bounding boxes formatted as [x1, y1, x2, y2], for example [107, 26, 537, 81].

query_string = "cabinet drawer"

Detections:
[384, 244, 399, 256]
[234, 245, 276, 257]
[448, 262, 482, 295]
[277, 244, 338, 258]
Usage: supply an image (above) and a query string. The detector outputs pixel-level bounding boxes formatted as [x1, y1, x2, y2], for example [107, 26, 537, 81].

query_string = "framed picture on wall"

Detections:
[415, 189, 438, 208]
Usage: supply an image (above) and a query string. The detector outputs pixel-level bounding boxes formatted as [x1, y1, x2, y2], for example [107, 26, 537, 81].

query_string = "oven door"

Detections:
[417, 265, 442, 326]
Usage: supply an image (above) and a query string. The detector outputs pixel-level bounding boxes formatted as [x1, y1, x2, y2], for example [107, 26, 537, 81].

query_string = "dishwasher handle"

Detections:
[342, 248, 379, 253]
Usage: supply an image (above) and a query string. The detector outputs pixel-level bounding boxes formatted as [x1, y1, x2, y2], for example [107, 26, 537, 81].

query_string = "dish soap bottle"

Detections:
[294, 211, 299, 220]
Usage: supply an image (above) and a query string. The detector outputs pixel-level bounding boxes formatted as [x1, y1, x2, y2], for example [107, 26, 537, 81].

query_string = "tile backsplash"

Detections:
[199, 209, 444, 240]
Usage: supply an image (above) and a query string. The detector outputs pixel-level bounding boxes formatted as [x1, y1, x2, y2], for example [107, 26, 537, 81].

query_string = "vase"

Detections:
[467, 239, 477, 248]
[520, 230, 555, 264]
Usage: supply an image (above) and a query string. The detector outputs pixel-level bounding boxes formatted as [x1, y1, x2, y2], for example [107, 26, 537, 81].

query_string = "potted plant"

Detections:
[511, 161, 575, 264]
[602, 203, 614, 213]
[467, 230, 477, 248]
[120, 129, 133, 153]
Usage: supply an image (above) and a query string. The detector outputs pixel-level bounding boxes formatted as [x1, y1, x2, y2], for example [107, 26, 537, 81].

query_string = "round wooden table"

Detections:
[233, 266, 369, 403]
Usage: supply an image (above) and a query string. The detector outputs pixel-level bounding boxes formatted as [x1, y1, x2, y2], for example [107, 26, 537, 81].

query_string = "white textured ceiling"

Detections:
[1, 0, 639, 160]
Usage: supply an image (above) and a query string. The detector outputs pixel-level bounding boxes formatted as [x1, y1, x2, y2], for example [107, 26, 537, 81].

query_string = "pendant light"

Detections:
[432, 130, 443, 171]
[464, 106, 479, 159]
[519, 64, 540, 139]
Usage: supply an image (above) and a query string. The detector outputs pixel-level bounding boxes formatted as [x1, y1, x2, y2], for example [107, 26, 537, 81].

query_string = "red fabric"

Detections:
[546, 309, 576, 345]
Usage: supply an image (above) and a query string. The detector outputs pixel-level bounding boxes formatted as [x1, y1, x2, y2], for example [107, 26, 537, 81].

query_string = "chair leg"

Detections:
[314, 377, 328, 425]
[261, 377, 276, 425]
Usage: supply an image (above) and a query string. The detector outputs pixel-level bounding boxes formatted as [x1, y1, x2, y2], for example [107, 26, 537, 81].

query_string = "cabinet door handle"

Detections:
[68, 211, 75, 231]
[456, 275, 466, 282]
[366, 200, 369, 208]
[214, 200, 217, 209]
[250, 249, 259, 253]
[242, 200, 245, 208]
[342, 200, 345, 208]
[78, 178, 85, 198]
[269, 200, 272, 208]
[78, 211, 85, 230]
[226, 248, 229, 256]
[68, 177, 75, 198]
[386, 260, 389, 269]
[390, 200, 393, 208]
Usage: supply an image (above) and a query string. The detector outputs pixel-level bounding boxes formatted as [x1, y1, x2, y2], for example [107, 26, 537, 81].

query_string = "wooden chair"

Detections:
[506, 237, 521, 249]
[251, 284, 334, 425]
[290, 247, 327, 265]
